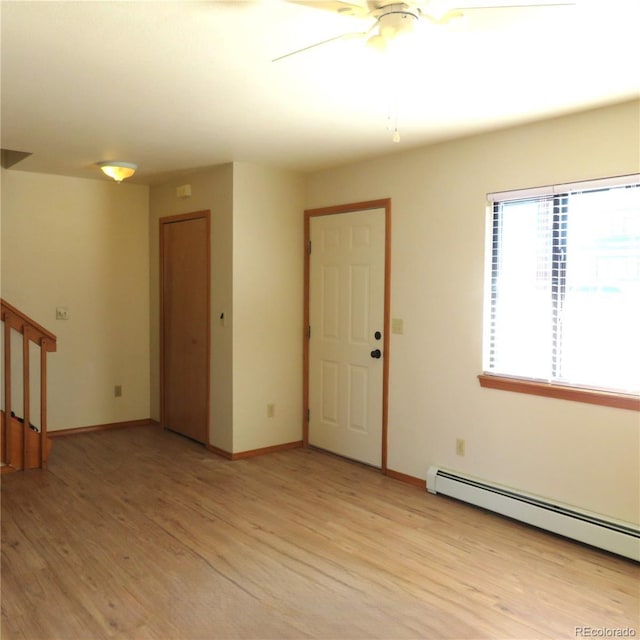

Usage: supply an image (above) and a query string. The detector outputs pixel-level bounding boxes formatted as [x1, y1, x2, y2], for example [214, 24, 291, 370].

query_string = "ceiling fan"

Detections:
[274, 0, 575, 61]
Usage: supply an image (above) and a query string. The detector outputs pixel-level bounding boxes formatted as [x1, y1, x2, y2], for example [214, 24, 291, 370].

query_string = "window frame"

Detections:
[479, 174, 640, 412]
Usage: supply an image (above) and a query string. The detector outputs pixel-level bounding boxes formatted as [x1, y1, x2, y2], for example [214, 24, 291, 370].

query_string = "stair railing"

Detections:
[1, 299, 57, 470]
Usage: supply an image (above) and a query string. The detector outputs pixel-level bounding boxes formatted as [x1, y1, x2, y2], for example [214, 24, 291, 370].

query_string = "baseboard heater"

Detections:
[426, 467, 640, 562]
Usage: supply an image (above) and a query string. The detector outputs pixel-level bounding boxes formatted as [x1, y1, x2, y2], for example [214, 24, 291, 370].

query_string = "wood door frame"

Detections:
[159, 210, 211, 444]
[303, 199, 391, 472]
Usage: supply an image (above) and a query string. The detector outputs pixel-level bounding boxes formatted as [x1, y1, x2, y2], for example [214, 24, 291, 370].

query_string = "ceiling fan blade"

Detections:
[285, 0, 370, 17]
[420, 0, 574, 24]
[272, 31, 368, 62]
[446, 1, 574, 8]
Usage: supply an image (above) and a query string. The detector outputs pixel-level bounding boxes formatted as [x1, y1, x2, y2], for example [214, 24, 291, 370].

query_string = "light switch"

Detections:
[391, 318, 404, 334]
[176, 184, 192, 198]
[56, 306, 69, 320]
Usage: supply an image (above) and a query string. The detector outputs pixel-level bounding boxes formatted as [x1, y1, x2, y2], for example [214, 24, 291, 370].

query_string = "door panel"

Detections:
[161, 213, 209, 444]
[308, 208, 386, 467]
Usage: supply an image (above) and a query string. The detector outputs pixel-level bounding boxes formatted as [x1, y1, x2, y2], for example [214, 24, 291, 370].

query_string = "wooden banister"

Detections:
[1, 299, 57, 471]
[1, 299, 57, 351]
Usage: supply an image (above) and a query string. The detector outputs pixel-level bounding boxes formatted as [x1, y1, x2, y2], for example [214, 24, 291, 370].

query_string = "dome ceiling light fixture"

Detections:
[97, 161, 137, 182]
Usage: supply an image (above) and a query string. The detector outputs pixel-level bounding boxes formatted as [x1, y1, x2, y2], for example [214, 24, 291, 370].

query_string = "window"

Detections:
[480, 175, 640, 409]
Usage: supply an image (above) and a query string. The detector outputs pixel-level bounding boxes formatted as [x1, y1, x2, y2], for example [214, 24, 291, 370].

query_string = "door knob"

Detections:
[370, 349, 382, 359]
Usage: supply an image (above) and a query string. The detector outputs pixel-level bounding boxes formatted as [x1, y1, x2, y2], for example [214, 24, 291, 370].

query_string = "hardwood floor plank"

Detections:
[2, 426, 638, 639]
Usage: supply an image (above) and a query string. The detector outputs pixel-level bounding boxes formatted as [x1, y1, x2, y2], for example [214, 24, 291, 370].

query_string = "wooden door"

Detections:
[160, 211, 210, 444]
[306, 202, 390, 468]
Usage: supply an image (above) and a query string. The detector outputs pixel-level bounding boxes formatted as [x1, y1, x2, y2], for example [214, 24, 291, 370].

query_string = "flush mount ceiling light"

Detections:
[97, 161, 137, 182]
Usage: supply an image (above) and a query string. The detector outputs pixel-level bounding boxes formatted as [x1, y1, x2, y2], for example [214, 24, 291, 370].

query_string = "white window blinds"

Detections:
[484, 175, 640, 395]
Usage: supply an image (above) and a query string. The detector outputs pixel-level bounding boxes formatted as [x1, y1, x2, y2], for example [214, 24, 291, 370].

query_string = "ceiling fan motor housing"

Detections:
[377, 5, 419, 40]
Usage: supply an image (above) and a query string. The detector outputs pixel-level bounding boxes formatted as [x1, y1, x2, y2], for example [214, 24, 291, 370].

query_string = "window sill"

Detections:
[478, 374, 640, 411]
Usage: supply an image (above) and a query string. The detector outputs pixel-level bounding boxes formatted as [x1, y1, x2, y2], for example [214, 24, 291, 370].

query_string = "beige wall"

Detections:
[305, 100, 640, 525]
[3, 101, 637, 526]
[1, 170, 150, 430]
[148, 164, 234, 451]
[148, 162, 304, 453]
[232, 162, 305, 452]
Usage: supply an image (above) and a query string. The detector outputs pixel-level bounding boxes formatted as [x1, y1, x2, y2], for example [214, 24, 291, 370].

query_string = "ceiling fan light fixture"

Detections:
[379, 11, 417, 40]
[366, 33, 388, 52]
[97, 161, 137, 182]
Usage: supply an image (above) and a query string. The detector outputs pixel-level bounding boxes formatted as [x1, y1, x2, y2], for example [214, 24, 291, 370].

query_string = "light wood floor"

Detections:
[1, 426, 638, 640]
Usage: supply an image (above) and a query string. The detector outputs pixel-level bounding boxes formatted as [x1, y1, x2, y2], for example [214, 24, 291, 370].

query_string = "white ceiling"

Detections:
[1, 0, 638, 185]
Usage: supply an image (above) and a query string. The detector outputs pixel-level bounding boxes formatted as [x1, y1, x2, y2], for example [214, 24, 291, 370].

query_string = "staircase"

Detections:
[1, 299, 57, 472]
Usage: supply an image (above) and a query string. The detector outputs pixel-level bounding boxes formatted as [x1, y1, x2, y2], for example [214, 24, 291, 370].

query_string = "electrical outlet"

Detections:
[267, 403, 275, 418]
[114, 385, 122, 398]
[456, 438, 465, 456]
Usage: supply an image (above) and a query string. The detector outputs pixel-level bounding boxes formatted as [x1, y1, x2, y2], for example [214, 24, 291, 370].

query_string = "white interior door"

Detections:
[308, 208, 386, 467]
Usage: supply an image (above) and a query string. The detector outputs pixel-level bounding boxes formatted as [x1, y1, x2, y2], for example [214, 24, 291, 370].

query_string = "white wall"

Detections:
[1, 170, 150, 430]
[232, 162, 305, 453]
[305, 100, 640, 525]
[148, 164, 234, 452]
